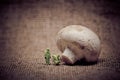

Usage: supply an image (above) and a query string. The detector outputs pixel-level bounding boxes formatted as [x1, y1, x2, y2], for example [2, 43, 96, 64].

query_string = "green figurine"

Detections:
[44, 48, 51, 65]
[52, 55, 60, 65]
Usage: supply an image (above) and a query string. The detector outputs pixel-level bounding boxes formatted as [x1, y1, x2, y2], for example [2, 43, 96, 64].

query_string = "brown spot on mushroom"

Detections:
[81, 46, 85, 49]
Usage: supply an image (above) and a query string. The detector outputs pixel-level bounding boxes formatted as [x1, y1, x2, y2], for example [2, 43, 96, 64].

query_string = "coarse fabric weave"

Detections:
[0, 0, 120, 80]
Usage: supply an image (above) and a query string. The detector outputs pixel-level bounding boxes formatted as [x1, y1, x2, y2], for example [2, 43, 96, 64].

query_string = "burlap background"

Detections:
[0, 0, 120, 80]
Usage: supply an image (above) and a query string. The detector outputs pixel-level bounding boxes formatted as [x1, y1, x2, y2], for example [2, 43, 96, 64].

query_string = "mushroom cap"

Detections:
[56, 25, 101, 62]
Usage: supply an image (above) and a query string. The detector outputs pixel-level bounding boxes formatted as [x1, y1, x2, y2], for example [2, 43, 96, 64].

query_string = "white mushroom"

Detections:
[56, 25, 101, 64]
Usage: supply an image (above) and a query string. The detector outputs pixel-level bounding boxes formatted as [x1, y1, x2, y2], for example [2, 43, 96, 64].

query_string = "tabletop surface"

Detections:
[0, 0, 120, 80]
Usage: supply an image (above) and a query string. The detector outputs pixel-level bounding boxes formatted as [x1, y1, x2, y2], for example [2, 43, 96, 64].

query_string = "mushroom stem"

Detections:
[61, 48, 77, 64]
